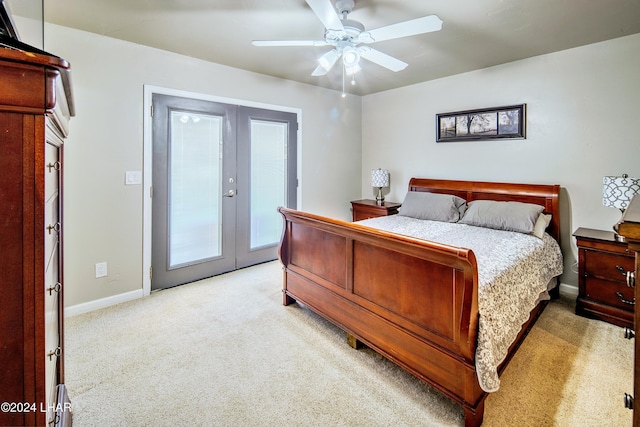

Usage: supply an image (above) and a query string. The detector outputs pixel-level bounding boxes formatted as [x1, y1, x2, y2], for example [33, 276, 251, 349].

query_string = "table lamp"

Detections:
[371, 168, 389, 205]
[602, 173, 640, 239]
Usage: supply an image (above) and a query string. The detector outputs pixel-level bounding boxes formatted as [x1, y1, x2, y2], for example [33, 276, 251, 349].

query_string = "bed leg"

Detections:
[346, 333, 365, 349]
[463, 399, 485, 427]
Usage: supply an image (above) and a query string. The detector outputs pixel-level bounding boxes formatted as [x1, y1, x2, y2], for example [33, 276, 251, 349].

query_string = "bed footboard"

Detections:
[277, 207, 487, 425]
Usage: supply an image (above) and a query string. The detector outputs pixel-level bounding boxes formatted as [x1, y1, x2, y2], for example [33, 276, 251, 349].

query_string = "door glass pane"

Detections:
[250, 120, 287, 249]
[169, 111, 222, 268]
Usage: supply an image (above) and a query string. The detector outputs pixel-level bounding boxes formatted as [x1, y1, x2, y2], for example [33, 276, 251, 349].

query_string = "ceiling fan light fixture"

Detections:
[342, 46, 361, 76]
[345, 62, 361, 76]
[253, 0, 443, 88]
[317, 49, 340, 72]
[342, 46, 360, 67]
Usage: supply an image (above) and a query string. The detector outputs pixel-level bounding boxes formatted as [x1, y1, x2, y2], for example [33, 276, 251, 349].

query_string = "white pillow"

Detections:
[532, 213, 552, 239]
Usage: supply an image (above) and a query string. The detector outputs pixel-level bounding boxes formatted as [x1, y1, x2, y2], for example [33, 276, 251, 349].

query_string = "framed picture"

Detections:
[436, 104, 525, 142]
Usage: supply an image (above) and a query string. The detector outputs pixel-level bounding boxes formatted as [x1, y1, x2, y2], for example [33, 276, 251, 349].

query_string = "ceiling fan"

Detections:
[252, 0, 442, 78]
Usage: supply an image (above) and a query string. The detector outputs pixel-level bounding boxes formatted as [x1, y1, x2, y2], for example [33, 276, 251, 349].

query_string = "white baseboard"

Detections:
[559, 282, 578, 297]
[64, 281, 579, 318]
[65, 289, 144, 318]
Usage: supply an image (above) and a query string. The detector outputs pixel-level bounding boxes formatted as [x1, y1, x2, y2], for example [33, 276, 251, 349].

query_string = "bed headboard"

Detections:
[407, 178, 561, 244]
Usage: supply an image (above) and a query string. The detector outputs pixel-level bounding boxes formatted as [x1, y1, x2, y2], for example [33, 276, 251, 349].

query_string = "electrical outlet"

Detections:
[95, 262, 108, 278]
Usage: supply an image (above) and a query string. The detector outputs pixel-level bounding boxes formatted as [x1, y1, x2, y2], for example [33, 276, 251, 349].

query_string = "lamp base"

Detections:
[375, 187, 384, 205]
[613, 222, 626, 242]
[613, 210, 626, 241]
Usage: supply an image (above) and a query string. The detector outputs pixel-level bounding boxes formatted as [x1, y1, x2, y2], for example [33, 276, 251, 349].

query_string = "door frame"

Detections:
[142, 85, 302, 296]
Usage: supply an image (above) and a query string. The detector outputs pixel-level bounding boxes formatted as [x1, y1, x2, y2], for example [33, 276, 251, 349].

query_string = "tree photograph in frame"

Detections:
[436, 104, 525, 142]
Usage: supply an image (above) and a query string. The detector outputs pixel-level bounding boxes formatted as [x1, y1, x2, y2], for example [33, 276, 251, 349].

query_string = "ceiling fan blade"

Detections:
[363, 15, 443, 43]
[358, 46, 408, 72]
[252, 40, 328, 47]
[305, 0, 344, 31]
[312, 49, 341, 76]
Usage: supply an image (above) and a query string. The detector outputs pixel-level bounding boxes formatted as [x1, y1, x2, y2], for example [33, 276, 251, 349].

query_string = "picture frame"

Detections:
[436, 104, 525, 142]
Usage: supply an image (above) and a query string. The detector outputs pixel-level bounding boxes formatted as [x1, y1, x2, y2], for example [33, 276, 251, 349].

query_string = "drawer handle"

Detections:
[616, 291, 635, 306]
[616, 265, 628, 277]
[47, 282, 61, 295]
[47, 347, 61, 361]
[47, 161, 61, 172]
[625, 393, 634, 410]
[48, 413, 60, 426]
[628, 271, 636, 288]
[47, 222, 61, 234]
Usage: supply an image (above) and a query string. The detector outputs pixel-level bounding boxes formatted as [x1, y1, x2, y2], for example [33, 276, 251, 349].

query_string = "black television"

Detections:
[0, 0, 74, 117]
[0, 0, 55, 56]
[0, 0, 19, 39]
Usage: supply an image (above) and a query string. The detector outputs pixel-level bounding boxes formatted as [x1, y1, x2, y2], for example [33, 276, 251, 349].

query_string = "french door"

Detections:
[151, 94, 297, 290]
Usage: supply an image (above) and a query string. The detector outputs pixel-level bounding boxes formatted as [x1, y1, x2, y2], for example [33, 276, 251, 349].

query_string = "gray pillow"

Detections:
[398, 191, 467, 222]
[459, 200, 544, 234]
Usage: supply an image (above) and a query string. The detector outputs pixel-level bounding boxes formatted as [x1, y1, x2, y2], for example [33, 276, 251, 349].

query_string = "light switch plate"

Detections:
[95, 262, 108, 278]
[125, 170, 142, 185]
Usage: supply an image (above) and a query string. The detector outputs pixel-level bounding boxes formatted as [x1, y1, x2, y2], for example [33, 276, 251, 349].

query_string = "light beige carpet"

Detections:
[65, 261, 633, 426]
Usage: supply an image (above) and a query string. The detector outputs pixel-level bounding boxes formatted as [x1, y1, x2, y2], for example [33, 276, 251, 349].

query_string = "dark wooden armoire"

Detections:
[0, 8, 74, 426]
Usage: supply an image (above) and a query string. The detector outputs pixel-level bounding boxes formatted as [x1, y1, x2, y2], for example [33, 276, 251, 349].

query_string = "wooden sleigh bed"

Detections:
[277, 178, 562, 426]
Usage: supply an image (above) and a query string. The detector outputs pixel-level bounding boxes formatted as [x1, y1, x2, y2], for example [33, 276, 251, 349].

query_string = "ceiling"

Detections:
[26, 0, 640, 95]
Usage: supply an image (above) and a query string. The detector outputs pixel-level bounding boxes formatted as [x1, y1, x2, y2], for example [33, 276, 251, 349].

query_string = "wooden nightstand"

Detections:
[350, 199, 401, 222]
[574, 227, 635, 328]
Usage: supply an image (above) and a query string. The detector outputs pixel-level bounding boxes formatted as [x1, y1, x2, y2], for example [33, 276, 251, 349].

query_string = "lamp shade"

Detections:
[603, 175, 640, 210]
[342, 46, 360, 67]
[371, 169, 389, 188]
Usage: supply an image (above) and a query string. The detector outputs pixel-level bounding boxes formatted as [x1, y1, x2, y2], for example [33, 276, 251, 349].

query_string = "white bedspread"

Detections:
[357, 215, 564, 392]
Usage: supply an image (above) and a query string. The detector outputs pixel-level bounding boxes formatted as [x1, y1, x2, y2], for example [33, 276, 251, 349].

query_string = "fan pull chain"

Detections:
[341, 63, 347, 98]
[342, 63, 357, 97]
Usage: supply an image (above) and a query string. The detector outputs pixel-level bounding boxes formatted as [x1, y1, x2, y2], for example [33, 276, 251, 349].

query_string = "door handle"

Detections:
[223, 189, 236, 197]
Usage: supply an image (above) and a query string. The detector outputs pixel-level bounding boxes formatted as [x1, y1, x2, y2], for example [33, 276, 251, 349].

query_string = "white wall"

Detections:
[35, 19, 640, 308]
[362, 33, 640, 287]
[42, 23, 362, 310]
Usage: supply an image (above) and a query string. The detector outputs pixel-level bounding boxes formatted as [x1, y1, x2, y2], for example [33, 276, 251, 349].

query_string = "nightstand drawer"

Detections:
[583, 250, 635, 283]
[584, 276, 635, 311]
